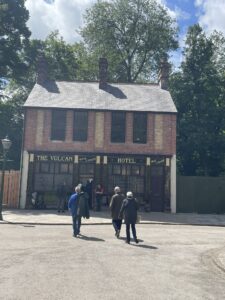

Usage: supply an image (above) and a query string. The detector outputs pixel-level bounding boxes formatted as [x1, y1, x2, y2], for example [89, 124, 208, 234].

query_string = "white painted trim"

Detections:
[19, 151, 29, 209]
[170, 154, 176, 213]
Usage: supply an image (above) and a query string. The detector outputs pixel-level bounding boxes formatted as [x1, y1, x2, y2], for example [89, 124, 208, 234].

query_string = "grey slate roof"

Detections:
[24, 81, 177, 113]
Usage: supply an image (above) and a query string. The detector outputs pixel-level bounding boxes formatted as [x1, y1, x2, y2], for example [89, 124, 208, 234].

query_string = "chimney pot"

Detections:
[99, 57, 108, 89]
[37, 54, 48, 85]
[159, 58, 170, 90]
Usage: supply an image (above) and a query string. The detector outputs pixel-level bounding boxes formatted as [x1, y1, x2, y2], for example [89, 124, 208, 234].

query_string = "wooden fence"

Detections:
[0, 170, 20, 208]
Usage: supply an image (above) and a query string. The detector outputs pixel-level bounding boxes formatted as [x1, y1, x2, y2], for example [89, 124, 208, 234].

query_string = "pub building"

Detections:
[19, 57, 177, 212]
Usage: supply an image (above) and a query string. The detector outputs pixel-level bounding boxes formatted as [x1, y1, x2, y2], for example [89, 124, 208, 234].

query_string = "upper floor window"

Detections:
[111, 112, 126, 143]
[133, 112, 147, 144]
[73, 111, 88, 141]
[51, 110, 66, 141]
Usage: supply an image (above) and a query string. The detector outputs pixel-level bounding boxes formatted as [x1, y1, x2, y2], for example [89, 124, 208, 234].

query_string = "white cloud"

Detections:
[26, 0, 180, 43]
[174, 6, 191, 21]
[195, 0, 225, 35]
[25, 0, 95, 43]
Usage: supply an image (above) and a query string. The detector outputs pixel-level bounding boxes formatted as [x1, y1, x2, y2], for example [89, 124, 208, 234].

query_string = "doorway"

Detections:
[150, 165, 165, 212]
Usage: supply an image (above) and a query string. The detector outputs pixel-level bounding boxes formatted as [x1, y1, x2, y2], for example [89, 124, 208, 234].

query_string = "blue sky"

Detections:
[25, 0, 225, 68]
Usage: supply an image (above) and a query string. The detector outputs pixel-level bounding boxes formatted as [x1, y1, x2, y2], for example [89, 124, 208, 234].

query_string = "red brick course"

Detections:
[24, 108, 176, 156]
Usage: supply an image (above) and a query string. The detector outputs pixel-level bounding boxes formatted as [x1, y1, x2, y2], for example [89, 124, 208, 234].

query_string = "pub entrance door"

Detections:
[108, 164, 145, 203]
[150, 165, 165, 212]
[78, 163, 95, 187]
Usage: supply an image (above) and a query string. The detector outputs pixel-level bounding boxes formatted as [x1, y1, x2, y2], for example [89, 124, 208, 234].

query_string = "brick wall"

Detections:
[24, 108, 176, 155]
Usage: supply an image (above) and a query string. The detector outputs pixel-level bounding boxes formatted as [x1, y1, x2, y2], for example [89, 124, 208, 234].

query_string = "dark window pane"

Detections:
[51, 110, 66, 141]
[49, 163, 54, 173]
[111, 112, 126, 143]
[60, 163, 69, 173]
[73, 111, 88, 141]
[112, 165, 121, 175]
[133, 113, 147, 144]
[40, 162, 49, 173]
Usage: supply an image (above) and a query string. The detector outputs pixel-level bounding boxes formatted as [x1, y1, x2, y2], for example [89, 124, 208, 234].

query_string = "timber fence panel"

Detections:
[177, 176, 225, 213]
[0, 170, 20, 208]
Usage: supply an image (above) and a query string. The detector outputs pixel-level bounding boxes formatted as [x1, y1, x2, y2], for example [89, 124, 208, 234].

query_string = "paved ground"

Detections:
[1, 210, 225, 299]
[2, 209, 225, 226]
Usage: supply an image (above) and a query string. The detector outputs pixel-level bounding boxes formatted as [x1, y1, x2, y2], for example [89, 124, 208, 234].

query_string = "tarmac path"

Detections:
[1, 223, 225, 300]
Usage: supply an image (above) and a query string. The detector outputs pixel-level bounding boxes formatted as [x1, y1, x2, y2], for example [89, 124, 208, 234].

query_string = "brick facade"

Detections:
[24, 108, 176, 156]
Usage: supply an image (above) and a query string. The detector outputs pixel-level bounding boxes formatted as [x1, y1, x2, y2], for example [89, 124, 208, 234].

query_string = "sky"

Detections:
[25, 0, 225, 68]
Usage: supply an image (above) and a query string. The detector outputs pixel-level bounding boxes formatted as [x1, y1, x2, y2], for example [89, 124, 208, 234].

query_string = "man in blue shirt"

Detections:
[68, 186, 80, 237]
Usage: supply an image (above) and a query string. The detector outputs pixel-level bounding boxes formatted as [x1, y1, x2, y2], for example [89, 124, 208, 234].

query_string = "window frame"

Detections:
[73, 110, 88, 142]
[51, 109, 67, 141]
[133, 112, 147, 144]
[111, 111, 126, 143]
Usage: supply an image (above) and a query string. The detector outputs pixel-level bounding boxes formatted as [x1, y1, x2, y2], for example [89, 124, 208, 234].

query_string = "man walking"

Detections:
[68, 186, 80, 237]
[119, 191, 139, 244]
[77, 185, 90, 235]
[109, 186, 124, 238]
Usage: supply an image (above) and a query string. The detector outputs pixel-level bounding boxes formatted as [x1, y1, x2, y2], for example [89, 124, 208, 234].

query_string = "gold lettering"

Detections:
[117, 157, 136, 164]
[50, 155, 73, 162]
[37, 155, 48, 161]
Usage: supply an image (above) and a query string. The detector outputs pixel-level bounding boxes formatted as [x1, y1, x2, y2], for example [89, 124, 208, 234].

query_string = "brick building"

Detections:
[20, 58, 177, 212]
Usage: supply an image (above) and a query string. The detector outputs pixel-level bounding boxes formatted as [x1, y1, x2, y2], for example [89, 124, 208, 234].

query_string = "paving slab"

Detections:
[1, 209, 225, 226]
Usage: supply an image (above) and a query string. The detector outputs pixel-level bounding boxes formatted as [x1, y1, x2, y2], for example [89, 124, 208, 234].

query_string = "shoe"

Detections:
[73, 234, 77, 237]
[125, 240, 130, 244]
[135, 239, 139, 244]
[62, 210, 65, 213]
[117, 230, 120, 238]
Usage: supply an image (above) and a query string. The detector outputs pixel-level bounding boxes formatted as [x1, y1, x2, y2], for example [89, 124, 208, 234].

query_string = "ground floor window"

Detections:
[27, 153, 171, 212]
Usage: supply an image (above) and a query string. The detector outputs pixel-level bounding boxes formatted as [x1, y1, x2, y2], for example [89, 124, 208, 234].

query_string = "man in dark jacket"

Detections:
[119, 191, 139, 244]
[68, 186, 80, 237]
[77, 185, 90, 235]
[109, 186, 124, 238]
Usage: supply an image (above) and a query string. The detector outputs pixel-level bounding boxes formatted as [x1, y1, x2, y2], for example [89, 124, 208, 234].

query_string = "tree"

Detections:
[44, 31, 78, 81]
[169, 25, 225, 176]
[0, 31, 82, 169]
[0, 81, 27, 169]
[81, 0, 178, 83]
[0, 0, 30, 82]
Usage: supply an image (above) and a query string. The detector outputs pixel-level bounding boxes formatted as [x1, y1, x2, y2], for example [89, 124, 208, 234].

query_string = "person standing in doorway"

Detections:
[85, 179, 93, 209]
[95, 183, 104, 211]
[119, 191, 139, 244]
[109, 186, 124, 238]
[77, 185, 90, 235]
[57, 181, 67, 213]
[68, 186, 80, 237]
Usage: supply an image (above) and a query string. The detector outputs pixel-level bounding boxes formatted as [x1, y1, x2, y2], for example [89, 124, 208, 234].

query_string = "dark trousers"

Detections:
[77, 216, 81, 234]
[72, 215, 81, 235]
[72, 215, 78, 236]
[126, 223, 137, 242]
[112, 219, 122, 233]
[96, 196, 102, 211]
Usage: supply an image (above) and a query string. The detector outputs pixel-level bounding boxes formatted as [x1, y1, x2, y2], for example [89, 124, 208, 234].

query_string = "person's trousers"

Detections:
[96, 196, 102, 211]
[72, 215, 81, 236]
[112, 219, 122, 233]
[77, 216, 82, 234]
[126, 223, 137, 242]
[72, 215, 78, 236]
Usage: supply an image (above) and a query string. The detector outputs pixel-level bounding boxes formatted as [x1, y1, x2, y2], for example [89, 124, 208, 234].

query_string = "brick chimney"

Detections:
[37, 54, 48, 85]
[99, 57, 108, 89]
[159, 58, 170, 90]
